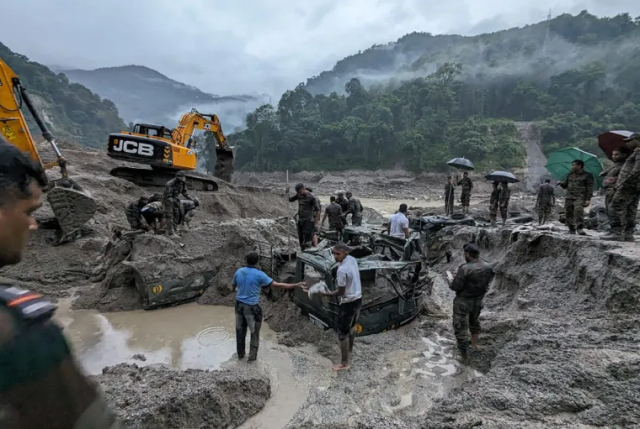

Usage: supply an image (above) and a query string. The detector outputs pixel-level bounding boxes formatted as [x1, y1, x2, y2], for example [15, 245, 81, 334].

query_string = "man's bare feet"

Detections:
[332, 363, 350, 371]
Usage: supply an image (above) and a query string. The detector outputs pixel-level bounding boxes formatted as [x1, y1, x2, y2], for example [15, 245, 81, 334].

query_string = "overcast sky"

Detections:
[3, 0, 639, 97]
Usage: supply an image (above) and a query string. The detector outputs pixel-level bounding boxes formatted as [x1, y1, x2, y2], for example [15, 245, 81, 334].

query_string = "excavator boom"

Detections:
[0, 56, 96, 243]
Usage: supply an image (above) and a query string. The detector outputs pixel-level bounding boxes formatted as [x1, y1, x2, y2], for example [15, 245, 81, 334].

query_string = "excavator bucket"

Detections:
[214, 147, 234, 183]
[46, 178, 97, 244]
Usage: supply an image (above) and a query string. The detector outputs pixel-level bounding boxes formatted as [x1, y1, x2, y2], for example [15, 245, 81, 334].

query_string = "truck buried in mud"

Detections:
[292, 244, 429, 336]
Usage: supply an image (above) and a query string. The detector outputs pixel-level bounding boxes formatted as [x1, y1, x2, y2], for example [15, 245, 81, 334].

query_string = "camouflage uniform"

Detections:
[558, 171, 594, 233]
[0, 285, 120, 429]
[345, 197, 364, 226]
[606, 150, 640, 239]
[489, 185, 500, 225]
[289, 192, 320, 250]
[458, 177, 473, 211]
[444, 183, 455, 215]
[449, 261, 495, 354]
[536, 184, 555, 224]
[498, 185, 511, 224]
[324, 202, 344, 235]
[163, 176, 192, 235]
[124, 197, 147, 230]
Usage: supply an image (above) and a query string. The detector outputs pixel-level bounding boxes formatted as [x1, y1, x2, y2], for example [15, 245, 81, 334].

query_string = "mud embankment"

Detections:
[423, 227, 640, 428]
[95, 364, 270, 429]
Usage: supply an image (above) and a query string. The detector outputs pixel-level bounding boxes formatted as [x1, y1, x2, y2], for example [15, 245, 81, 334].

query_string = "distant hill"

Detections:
[61, 65, 263, 129]
[0, 42, 126, 149]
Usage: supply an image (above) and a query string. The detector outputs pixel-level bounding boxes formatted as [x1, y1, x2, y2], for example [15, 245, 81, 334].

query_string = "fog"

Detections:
[3, 0, 639, 99]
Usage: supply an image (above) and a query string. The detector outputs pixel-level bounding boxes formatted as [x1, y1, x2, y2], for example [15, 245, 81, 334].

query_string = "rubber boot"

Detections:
[577, 228, 586, 236]
[490, 220, 496, 227]
[601, 231, 624, 241]
[501, 218, 506, 226]
[538, 216, 543, 226]
[471, 333, 481, 351]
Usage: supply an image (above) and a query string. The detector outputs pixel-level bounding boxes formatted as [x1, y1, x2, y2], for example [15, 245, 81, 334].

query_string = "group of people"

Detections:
[124, 171, 199, 237]
[444, 172, 513, 226]
[288, 183, 364, 249]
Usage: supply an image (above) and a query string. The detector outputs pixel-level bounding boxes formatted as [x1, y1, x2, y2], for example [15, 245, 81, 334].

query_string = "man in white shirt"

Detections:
[315, 242, 362, 371]
[387, 204, 410, 239]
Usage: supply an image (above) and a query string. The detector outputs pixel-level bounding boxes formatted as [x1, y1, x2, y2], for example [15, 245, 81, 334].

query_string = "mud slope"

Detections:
[0, 141, 293, 299]
[424, 227, 640, 428]
[96, 364, 270, 429]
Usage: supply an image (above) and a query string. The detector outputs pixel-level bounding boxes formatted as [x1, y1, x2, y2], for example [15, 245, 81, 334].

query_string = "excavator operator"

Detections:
[0, 138, 120, 429]
[163, 171, 193, 237]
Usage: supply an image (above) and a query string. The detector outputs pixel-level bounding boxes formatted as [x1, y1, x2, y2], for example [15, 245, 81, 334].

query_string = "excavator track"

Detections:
[110, 166, 219, 192]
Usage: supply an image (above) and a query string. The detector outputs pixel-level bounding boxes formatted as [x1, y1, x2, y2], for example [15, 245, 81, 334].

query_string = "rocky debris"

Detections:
[95, 364, 270, 429]
[420, 226, 640, 428]
[0, 141, 294, 300]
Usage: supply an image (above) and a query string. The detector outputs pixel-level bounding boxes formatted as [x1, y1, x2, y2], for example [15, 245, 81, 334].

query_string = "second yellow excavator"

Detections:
[106, 109, 234, 191]
[0, 56, 96, 244]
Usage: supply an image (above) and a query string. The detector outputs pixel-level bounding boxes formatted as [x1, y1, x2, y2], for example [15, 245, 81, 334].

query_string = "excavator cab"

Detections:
[0, 56, 96, 244]
[132, 123, 173, 140]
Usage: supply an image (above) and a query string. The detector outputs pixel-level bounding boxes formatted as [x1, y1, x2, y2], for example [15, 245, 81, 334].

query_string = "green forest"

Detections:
[0, 42, 126, 148]
[228, 11, 640, 173]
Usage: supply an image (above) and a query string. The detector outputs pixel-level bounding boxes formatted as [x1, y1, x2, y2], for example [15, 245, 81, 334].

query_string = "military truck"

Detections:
[291, 246, 429, 336]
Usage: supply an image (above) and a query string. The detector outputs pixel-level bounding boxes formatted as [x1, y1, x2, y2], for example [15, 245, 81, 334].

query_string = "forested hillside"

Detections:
[229, 11, 640, 173]
[0, 42, 126, 148]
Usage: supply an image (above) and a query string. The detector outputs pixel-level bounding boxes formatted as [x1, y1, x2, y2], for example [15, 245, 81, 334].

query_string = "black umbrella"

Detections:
[447, 157, 475, 171]
[484, 171, 519, 183]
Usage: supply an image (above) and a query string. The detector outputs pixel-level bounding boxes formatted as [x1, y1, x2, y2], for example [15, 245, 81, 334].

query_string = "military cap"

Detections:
[463, 243, 480, 254]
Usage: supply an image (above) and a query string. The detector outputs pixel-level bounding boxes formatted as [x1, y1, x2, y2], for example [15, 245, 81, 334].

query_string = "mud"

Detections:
[95, 364, 270, 429]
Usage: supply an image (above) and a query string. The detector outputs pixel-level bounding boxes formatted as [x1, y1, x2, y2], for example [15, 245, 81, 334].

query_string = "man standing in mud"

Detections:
[600, 148, 628, 219]
[314, 242, 362, 371]
[444, 177, 455, 215]
[558, 160, 593, 235]
[456, 172, 473, 215]
[0, 139, 120, 428]
[489, 182, 500, 226]
[601, 134, 640, 242]
[232, 251, 305, 361]
[336, 192, 349, 215]
[125, 195, 150, 230]
[288, 183, 320, 250]
[448, 243, 495, 363]
[498, 182, 511, 226]
[163, 171, 193, 238]
[344, 191, 364, 226]
[535, 180, 556, 225]
[322, 196, 345, 240]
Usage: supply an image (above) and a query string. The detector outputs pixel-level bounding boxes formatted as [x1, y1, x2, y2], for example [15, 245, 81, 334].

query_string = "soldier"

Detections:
[535, 179, 556, 225]
[456, 172, 473, 214]
[489, 182, 500, 226]
[141, 199, 164, 230]
[336, 192, 349, 214]
[447, 243, 495, 363]
[179, 198, 200, 229]
[163, 171, 193, 237]
[322, 196, 345, 240]
[498, 182, 511, 225]
[288, 183, 320, 250]
[124, 196, 149, 230]
[601, 134, 640, 242]
[444, 177, 455, 215]
[0, 139, 120, 428]
[600, 148, 629, 220]
[557, 159, 594, 235]
[344, 191, 364, 226]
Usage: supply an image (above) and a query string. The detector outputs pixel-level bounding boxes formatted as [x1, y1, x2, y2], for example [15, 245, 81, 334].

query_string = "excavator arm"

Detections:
[0, 56, 96, 243]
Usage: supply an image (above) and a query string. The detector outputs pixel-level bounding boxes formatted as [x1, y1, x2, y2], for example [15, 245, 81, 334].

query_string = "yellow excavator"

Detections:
[106, 109, 234, 191]
[0, 56, 96, 244]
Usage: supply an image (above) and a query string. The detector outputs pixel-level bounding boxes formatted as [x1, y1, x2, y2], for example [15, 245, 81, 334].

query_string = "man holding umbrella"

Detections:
[456, 172, 473, 215]
[601, 133, 640, 242]
[557, 160, 594, 235]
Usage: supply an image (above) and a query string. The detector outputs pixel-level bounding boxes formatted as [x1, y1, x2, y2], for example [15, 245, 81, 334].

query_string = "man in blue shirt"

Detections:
[232, 251, 305, 361]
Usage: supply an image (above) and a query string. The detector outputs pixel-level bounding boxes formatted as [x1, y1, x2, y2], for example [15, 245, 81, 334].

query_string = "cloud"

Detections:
[2, 0, 639, 98]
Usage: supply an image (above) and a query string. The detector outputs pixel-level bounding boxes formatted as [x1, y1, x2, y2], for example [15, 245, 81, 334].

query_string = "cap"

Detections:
[463, 243, 480, 254]
[623, 132, 639, 142]
[176, 171, 186, 182]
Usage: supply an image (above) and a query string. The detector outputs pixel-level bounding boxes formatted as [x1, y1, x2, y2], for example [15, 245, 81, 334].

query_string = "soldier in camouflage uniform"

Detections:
[489, 182, 500, 226]
[444, 177, 455, 215]
[558, 159, 594, 235]
[601, 134, 640, 242]
[498, 182, 511, 225]
[288, 183, 320, 250]
[0, 139, 120, 429]
[344, 191, 364, 226]
[456, 172, 473, 214]
[599, 148, 629, 220]
[322, 196, 345, 240]
[163, 171, 193, 237]
[535, 179, 556, 225]
[448, 243, 495, 362]
[124, 196, 149, 230]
